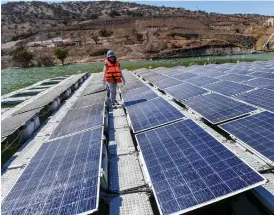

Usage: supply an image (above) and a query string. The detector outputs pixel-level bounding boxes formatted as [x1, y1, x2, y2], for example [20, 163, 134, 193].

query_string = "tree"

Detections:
[54, 48, 68, 65]
[92, 34, 99, 44]
[36, 53, 55, 67]
[12, 47, 33, 68]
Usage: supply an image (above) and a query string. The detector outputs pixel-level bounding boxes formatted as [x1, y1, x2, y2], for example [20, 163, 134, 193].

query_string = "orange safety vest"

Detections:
[104, 59, 122, 83]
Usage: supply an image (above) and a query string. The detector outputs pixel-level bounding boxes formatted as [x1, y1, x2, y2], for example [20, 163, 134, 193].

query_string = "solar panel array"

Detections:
[220, 111, 274, 163]
[1, 73, 87, 140]
[2, 128, 103, 215]
[134, 60, 273, 123]
[2, 74, 106, 215]
[136, 120, 265, 215]
[13, 73, 87, 115]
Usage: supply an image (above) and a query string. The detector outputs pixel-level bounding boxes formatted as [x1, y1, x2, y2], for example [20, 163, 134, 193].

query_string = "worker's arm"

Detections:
[103, 65, 107, 82]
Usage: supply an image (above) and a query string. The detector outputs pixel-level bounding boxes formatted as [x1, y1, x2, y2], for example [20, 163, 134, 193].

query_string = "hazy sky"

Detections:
[1, 1, 274, 16]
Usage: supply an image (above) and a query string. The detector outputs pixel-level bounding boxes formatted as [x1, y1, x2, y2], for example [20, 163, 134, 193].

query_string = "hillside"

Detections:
[1, 1, 273, 69]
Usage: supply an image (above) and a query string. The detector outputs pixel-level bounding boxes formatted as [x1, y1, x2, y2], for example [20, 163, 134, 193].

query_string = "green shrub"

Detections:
[12, 47, 33, 68]
[99, 29, 113, 37]
[54, 47, 68, 65]
[135, 33, 143, 41]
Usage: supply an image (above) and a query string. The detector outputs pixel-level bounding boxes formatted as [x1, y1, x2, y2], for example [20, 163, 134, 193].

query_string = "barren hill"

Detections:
[1, 1, 273, 68]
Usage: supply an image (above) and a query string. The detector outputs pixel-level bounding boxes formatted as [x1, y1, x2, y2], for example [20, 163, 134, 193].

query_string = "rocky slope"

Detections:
[1, 1, 273, 68]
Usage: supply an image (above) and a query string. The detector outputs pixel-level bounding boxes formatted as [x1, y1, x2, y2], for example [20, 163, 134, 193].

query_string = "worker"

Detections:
[103, 50, 125, 108]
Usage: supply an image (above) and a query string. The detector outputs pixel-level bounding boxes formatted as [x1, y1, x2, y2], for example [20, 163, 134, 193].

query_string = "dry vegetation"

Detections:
[1, 1, 273, 68]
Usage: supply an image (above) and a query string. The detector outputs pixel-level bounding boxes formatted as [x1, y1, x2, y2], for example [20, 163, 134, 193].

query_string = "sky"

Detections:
[1, 1, 274, 16]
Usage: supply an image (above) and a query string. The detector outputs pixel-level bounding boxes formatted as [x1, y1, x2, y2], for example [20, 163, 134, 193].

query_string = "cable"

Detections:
[1, 130, 24, 155]
[101, 184, 151, 195]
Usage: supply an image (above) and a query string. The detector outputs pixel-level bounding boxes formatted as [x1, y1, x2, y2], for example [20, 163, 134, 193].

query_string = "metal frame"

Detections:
[219, 113, 274, 166]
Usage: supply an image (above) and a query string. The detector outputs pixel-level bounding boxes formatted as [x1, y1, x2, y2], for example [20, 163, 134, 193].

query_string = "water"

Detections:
[1, 53, 273, 95]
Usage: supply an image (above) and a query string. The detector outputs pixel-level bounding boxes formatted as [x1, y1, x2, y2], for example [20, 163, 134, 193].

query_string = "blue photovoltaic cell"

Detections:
[266, 85, 274, 91]
[204, 81, 254, 96]
[165, 83, 208, 101]
[50, 103, 104, 139]
[153, 78, 182, 89]
[136, 120, 265, 215]
[220, 111, 274, 163]
[1, 128, 103, 215]
[173, 73, 198, 81]
[184, 93, 256, 124]
[243, 78, 274, 89]
[235, 88, 274, 113]
[186, 75, 219, 87]
[249, 72, 274, 80]
[218, 74, 254, 83]
[123, 85, 159, 107]
[126, 97, 184, 133]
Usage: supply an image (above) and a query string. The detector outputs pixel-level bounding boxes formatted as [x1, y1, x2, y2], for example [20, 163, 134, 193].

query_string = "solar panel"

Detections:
[204, 81, 254, 96]
[249, 72, 274, 80]
[141, 71, 158, 78]
[72, 92, 106, 109]
[173, 73, 198, 81]
[186, 75, 219, 86]
[153, 78, 182, 89]
[184, 93, 257, 124]
[133, 68, 150, 75]
[235, 89, 274, 113]
[165, 83, 208, 101]
[123, 85, 159, 107]
[201, 70, 227, 77]
[226, 69, 253, 75]
[136, 120, 265, 215]
[13, 74, 86, 115]
[220, 111, 274, 163]
[2, 110, 40, 138]
[50, 103, 105, 139]
[1, 127, 103, 215]
[81, 83, 106, 96]
[243, 78, 274, 89]
[168, 70, 187, 77]
[250, 68, 274, 73]
[120, 80, 144, 93]
[218, 74, 254, 83]
[126, 97, 184, 133]
[145, 74, 168, 82]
